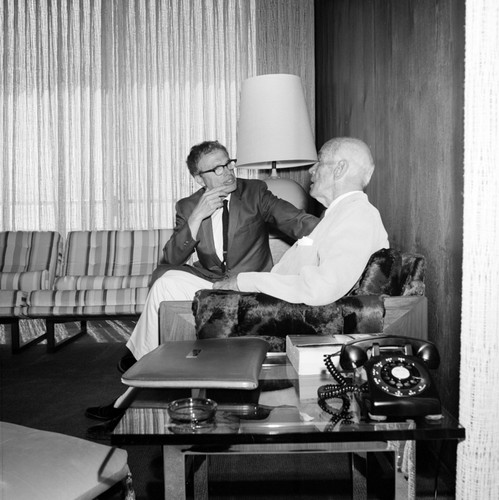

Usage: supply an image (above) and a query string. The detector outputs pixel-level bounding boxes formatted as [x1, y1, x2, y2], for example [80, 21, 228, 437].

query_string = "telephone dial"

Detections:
[318, 335, 442, 422]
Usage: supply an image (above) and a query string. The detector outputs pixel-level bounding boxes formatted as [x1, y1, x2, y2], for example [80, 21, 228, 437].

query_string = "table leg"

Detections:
[394, 440, 415, 499]
[163, 446, 187, 499]
[351, 452, 368, 500]
[193, 455, 209, 500]
[367, 452, 396, 498]
[365, 446, 415, 500]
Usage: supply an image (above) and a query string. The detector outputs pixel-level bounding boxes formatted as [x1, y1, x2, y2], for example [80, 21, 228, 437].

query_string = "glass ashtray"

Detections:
[167, 397, 217, 424]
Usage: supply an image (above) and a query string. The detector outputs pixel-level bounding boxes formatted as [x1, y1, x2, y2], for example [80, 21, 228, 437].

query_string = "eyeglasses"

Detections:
[198, 159, 237, 176]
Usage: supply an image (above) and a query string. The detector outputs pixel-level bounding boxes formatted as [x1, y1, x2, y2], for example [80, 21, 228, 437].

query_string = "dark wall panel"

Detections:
[315, 0, 464, 417]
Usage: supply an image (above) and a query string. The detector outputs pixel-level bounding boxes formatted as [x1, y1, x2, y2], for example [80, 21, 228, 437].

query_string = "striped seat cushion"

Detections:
[26, 288, 149, 316]
[54, 274, 150, 291]
[62, 229, 173, 277]
[0, 231, 63, 290]
[0, 291, 26, 317]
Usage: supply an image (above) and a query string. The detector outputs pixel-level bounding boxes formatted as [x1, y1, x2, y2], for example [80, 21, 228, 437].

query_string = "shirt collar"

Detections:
[324, 190, 364, 216]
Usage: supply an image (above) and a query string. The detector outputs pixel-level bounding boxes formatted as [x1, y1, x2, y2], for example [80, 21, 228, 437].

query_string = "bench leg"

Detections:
[4, 319, 47, 355]
[46, 319, 88, 353]
[10, 319, 21, 353]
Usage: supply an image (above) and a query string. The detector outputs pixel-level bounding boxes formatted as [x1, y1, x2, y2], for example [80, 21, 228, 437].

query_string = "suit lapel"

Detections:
[198, 217, 219, 265]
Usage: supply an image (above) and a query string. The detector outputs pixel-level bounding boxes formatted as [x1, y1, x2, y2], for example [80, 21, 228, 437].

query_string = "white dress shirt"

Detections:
[236, 192, 389, 306]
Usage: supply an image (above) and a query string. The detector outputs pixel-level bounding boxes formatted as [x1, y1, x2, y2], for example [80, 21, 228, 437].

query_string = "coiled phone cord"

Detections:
[317, 353, 368, 424]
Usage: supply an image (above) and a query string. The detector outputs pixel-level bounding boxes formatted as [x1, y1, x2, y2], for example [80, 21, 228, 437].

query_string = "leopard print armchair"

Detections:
[192, 248, 425, 352]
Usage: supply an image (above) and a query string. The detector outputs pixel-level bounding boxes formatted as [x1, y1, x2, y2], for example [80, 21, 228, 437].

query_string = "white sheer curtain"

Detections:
[1, 0, 314, 235]
[456, 0, 499, 498]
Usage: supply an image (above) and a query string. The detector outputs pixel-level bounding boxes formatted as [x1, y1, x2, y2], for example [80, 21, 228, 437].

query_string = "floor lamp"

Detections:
[236, 74, 317, 210]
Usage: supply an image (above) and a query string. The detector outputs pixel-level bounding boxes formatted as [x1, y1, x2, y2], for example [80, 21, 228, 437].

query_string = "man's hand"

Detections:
[212, 276, 239, 291]
[192, 185, 230, 220]
[188, 185, 231, 238]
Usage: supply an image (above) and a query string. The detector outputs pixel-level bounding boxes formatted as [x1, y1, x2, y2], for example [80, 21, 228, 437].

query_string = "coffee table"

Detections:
[112, 353, 464, 500]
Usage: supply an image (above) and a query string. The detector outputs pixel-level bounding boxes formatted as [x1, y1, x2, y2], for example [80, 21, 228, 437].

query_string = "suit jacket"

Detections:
[150, 178, 318, 285]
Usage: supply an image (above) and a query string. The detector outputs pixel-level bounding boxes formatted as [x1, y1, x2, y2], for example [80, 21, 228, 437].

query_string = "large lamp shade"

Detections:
[236, 74, 317, 208]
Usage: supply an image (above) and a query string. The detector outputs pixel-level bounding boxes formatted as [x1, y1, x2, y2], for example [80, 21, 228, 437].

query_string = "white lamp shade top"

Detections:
[236, 74, 318, 169]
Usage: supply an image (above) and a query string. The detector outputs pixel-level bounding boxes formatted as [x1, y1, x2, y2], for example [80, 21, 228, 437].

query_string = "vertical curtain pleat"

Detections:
[457, 0, 499, 498]
[1, 0, 314, 235]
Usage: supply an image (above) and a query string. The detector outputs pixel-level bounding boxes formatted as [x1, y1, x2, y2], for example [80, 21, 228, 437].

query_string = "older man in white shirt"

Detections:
[214, 137, 389, 304]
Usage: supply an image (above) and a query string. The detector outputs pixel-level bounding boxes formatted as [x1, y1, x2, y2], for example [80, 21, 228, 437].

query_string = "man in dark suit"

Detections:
[84, 140, 318, 434]
[123, 140, 318, 367]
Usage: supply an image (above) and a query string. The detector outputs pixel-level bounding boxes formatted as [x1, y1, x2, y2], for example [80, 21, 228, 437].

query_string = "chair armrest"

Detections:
[383, 296, 428, 340]
[159, 301, 196, 343]
[191, 290, 385, 352]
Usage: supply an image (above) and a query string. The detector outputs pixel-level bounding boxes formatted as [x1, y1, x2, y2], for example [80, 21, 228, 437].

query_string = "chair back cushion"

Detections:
[400, 252, 426, 295]
[349, 248, 425, 297]
[62, 229, 172, 277]
[0, 231, 63, 290]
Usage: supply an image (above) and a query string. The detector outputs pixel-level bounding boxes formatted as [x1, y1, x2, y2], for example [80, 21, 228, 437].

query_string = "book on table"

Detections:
[286, 334, 382, 375]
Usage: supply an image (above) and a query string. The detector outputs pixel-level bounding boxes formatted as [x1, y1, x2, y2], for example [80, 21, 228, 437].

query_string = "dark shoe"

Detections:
[117, 352, 137, 374]
[86, 416, 122, 441]
[85, 401, 124, 421]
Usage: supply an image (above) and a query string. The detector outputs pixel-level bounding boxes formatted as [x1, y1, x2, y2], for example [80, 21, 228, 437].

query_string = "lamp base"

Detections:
[264, 176, 308, 210]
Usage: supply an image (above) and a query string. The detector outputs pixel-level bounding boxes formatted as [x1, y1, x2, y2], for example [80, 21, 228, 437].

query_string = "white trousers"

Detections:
[126, 270, 213, 360]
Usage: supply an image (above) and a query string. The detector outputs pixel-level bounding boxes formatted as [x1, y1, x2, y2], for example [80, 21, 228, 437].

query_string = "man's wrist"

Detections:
[235, 272, 258, 293]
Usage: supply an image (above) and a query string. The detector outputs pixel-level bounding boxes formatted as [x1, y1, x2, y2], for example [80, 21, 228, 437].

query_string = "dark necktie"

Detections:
[221, 199, 229, 273]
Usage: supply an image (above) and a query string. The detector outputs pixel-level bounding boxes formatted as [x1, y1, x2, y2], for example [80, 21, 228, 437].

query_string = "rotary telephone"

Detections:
[318, 335, 442, 422]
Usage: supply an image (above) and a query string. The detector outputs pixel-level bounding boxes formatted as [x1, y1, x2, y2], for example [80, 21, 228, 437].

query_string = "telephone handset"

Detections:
[339, 335, 442, 420]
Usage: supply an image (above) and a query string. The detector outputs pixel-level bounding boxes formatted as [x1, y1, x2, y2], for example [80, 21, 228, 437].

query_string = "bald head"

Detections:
[320, 137, 375, 189]
[309, 137, 375, 207]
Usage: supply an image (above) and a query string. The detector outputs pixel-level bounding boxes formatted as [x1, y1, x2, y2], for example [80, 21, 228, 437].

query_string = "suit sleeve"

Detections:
[162, 200, 199, 265]
[258, 184, 319, 239]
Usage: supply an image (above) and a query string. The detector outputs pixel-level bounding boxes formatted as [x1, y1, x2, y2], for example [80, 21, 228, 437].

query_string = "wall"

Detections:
[315, 0, 465, 418]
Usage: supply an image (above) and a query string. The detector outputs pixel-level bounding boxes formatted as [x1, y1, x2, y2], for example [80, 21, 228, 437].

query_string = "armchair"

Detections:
[159, 248, 428, 351]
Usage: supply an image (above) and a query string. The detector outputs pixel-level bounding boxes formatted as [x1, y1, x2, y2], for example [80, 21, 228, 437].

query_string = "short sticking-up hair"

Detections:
[186, 141, 229, 176]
